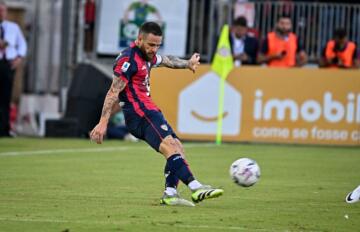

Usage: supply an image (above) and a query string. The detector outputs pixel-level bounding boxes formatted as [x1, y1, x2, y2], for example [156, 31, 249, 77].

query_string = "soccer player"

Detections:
[90, 22, 224, 206]
[345, 185, 360, 204]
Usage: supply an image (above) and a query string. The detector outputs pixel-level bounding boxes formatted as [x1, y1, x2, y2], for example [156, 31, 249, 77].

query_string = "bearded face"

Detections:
[137, 33, 162, 61]
[276, 18, 292, 36]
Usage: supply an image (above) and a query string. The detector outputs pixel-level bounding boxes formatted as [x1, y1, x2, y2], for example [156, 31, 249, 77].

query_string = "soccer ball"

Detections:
[229, 158, 261, 187]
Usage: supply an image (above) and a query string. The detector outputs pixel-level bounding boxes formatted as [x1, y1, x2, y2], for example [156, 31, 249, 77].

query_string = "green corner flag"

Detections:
[211, 25, 234, 145]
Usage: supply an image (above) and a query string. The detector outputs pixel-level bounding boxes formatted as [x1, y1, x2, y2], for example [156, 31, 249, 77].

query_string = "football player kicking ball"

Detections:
[345, 185, 360, 204]
[90, 22, 223, 206]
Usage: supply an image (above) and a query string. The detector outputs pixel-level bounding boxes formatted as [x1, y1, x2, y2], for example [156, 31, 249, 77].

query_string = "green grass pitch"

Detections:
[0, 138, 359, 232]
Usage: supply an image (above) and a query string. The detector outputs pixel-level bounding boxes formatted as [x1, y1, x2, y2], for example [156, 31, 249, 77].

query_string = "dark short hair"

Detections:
[139, 21, 162, 36]
[277, 14, 291, 22]
[333, 28, 347, 39]
[233, 16, 247, 27]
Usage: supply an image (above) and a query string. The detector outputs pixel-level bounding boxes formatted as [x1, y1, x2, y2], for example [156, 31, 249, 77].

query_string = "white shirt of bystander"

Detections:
[0, 20, 27, 60]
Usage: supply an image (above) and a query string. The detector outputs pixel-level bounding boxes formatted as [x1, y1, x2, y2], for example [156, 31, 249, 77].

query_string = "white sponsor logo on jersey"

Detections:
[121, 62, 130, 72]
[161, 124, 168, 131]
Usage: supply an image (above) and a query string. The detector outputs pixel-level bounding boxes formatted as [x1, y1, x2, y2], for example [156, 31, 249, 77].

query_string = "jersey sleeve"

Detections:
[151, 54, 163, 67]
[113, 55, 136, 83]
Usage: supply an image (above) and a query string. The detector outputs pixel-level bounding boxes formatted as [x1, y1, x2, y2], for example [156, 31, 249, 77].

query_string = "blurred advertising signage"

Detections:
[97, 0, 188, 56]
[151, 66, 360, 146]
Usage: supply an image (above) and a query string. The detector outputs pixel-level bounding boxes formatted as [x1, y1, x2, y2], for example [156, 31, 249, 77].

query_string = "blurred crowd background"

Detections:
[1, 0, 359, 139]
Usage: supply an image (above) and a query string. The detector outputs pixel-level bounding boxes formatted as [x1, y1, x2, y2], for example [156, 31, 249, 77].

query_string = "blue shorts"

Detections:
[123, 109, 178, 152]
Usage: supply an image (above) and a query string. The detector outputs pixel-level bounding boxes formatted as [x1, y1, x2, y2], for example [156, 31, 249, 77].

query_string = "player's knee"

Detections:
[159, 136, 181, 158]
[175, 139, 185, 157]
[179, 145, 185, 156]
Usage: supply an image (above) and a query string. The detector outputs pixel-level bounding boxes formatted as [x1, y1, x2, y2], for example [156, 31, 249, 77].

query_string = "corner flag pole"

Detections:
[211, 25, 234, 145]
[216, 76, 226, 145]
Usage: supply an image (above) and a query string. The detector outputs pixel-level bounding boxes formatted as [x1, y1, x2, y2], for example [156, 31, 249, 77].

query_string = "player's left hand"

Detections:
[188, 53, 200, 73]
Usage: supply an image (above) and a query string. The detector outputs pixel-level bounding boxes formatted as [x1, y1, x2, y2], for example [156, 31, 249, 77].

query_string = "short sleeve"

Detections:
[113, 55, 136, 83]
[151, 54, 162, 67]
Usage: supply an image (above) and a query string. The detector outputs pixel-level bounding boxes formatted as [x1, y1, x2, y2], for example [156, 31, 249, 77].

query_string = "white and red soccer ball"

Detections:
[230, 158, 261, 187]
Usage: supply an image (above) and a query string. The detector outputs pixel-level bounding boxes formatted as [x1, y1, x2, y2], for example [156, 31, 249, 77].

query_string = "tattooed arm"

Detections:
[90, 76, 126, 144]
[99, 77, 126, 122]
[160, 53, 201, 73]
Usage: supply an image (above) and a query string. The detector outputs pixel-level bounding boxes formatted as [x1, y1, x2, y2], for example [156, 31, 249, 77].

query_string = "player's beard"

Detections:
[139, 47, 154, 61]
[145, 52, 155, 61]
[276, 27, 291, 36]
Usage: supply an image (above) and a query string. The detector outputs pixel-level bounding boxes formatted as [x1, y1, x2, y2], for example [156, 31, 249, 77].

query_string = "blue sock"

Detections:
[164, 162, 179, 189]
[166, 154, 195, 185]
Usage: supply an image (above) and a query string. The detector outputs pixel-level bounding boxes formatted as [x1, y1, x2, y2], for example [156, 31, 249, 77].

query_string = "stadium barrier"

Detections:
[187, 1, 360, 62]
[151, 66, 360, 146]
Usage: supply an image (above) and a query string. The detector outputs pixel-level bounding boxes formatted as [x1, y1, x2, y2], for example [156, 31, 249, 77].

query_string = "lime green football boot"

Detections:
[160, 193, 195, 207]
[191, 185, 224, 203]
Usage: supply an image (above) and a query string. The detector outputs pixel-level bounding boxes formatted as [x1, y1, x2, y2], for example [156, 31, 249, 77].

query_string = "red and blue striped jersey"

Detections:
[113, 42, 162, 117]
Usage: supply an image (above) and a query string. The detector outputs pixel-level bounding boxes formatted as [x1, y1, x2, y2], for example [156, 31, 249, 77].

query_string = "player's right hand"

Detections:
[90, 123, 107, 144]
[188, 53, 201, 73]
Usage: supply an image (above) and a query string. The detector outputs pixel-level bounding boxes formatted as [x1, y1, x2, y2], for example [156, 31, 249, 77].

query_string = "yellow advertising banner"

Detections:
[151, 66, 360, 146]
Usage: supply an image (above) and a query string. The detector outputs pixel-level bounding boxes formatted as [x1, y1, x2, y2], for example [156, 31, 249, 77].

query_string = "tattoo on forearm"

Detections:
[100, 77, 126, 119]
[161, 55, 189, 69]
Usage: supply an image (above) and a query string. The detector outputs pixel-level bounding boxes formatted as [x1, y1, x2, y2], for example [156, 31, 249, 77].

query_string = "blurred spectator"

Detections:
[84, 0, 96, 53]
[233, 0, 255, 28]
[257, 15, 307, 67]
[0, 1, 27, 137]
[319, 28, 360, 69]
[230, 16, 259, 66]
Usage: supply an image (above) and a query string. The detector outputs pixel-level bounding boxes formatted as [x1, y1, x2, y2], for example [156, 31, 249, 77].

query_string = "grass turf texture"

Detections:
[0, 138, 359, 232]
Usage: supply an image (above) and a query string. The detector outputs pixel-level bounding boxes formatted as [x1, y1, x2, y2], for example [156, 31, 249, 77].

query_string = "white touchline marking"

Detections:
[0, 143, 219, 157]
[154, 223, 271, 231]
[0, 218, 269, 231]
[0, 218, 323, 232]
[0, 146, 134, 156]
[0, 217, 124, 226]
[162, 223, 323, 232]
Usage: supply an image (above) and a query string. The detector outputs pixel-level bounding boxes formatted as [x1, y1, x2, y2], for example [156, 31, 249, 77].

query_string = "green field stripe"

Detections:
[0, 143, 223, 157]
[0, 146, 137, 156]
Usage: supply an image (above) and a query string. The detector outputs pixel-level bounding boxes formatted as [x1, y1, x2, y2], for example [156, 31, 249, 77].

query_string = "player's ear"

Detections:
[137, 33, 144, 44]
